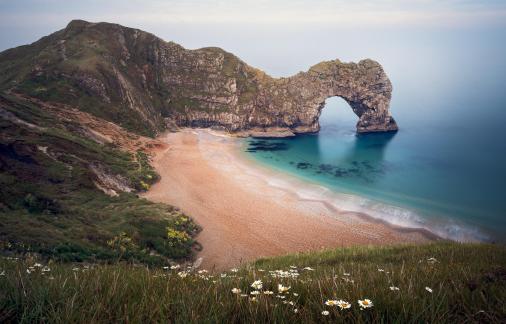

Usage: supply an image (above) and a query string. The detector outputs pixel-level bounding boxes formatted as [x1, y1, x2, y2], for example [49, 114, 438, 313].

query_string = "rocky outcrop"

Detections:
[0, 20, 397, 136]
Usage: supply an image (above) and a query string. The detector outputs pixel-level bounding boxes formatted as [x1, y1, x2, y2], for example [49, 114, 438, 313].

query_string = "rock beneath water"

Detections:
[0, 20, 398, 136]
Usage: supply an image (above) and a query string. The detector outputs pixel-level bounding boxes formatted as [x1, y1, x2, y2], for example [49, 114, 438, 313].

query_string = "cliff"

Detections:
[0, 20, 397, 136]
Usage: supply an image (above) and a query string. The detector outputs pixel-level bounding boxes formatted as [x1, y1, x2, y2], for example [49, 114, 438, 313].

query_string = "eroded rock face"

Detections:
[148, 33, 397, 134]
[0, 20, 398, 136]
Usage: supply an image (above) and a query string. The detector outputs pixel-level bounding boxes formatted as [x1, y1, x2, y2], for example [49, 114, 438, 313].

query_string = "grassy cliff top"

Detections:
[1, 242, 505, 322]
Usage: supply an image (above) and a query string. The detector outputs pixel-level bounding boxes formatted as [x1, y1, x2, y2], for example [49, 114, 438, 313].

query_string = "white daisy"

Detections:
[358, 299, 373, 309]
[278, 284, 290, 293]
[325, 300, 339, 306]
[177, 271, 188, 278]
[251, 280, 263, 290]
[336, 300, 352, 309]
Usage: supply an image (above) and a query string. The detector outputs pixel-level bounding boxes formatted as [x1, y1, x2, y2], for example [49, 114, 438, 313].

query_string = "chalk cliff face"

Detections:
[0, 20, 397, 136]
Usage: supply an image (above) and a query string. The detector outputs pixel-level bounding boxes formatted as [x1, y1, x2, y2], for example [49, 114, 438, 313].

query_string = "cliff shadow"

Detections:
[346, 131, 397, 162]
[337, 131, 397, 183]
[244, 122, 396, 184]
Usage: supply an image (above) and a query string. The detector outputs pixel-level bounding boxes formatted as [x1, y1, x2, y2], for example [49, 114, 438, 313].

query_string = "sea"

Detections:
[240, 26, 506, 242]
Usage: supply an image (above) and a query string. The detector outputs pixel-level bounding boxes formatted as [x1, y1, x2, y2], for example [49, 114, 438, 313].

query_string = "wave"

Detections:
[196, 129, 489, 243]
[261, 170, 488, 242]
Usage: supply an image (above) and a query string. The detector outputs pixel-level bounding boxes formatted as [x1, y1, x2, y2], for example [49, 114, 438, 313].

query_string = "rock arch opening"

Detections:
[318, 96, 359, 131]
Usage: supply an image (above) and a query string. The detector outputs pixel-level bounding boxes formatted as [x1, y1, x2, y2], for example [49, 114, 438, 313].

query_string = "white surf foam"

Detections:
[195, 129, 489, 243]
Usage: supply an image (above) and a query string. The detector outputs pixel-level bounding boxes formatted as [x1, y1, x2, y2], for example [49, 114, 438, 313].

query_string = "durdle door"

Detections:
[0, 20, 398, 137]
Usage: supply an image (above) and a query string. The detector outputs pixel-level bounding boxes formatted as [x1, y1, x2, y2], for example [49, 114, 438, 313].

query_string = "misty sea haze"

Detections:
[237, 25, 506, 242]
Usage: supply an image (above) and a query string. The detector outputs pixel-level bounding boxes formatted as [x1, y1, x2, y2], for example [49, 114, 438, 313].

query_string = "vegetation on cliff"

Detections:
[1, 242, 505, 323]
[0, 93, 199, 265]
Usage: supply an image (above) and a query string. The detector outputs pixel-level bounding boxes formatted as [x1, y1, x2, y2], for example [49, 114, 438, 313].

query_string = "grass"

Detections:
[0, 242, 505, 323]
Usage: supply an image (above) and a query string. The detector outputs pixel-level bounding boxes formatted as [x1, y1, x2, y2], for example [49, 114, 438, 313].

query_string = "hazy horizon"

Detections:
[1, 1, 506, 78]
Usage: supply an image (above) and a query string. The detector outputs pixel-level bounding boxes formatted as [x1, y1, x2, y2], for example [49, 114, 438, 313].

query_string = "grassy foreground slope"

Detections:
[0, 93, 199, 265]
[1, 242, 505, 323]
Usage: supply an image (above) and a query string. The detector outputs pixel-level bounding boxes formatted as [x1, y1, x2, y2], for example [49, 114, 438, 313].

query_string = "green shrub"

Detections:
[23, 193, 60, 214]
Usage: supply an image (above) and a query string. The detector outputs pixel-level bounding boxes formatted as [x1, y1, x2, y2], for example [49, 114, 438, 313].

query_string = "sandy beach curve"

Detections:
[143, 129, 434, 271]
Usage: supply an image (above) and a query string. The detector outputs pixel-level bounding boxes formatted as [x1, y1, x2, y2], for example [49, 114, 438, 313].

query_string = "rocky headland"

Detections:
[0, 20, 397, 137]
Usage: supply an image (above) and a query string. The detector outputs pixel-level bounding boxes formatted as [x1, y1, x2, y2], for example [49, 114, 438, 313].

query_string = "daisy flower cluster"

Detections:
[228, 267, 304, 312]
[24, 263, 52, 275]
[269, 269, 299, 279]
[322, 297, 369, 316]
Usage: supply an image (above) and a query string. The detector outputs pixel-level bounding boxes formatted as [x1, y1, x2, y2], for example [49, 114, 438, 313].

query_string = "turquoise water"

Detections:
[244, 53, 506, 242]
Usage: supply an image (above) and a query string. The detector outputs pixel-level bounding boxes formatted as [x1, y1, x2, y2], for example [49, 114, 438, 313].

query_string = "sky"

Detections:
[0, 1, 505, 83]
[1, 0, 505, 52]
[1, 0, 506, 26]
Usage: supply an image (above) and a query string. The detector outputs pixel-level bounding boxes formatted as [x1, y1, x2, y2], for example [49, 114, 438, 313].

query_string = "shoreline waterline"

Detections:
[213, 128, 493, 243]
[198, 130, 441, 241]
[240, 132, 491, 243]
[144, 129, 437, 270]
